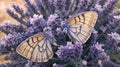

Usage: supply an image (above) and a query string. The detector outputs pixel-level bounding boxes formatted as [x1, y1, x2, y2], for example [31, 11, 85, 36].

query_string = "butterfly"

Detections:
[62, 11, 98, 44]
[16, 27, 58, 62]
[16, 11, 98, 62]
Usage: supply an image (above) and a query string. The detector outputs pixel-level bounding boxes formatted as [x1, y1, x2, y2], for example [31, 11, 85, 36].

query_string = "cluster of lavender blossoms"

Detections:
[56, 42, 83, 61]
[0, 0, 120, 67]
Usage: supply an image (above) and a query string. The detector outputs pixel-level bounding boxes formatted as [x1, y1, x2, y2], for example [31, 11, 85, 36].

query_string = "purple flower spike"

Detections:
[56, 41, 83, 61]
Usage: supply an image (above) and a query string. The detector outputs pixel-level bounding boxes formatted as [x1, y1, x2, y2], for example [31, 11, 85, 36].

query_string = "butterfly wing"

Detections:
[16, 33, 53, 62]
[67, 11, 98, 44]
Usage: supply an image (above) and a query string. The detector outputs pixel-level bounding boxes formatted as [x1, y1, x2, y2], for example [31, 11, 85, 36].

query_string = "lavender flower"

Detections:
[0, 21, 16, 34]
[47, 14, 58, 25]
[108, 32, 120, 43]
[0, 64, 6, 67]
[113, 15, 120, 19]
[25, 60, 46, 67]
[24, 60, 33, 67]
[6, 8, 25, 24]
[0, 33, 25, 47]
[82, 60, 87, 66]
[89, 42, 105, 58]
[11, 2, 24, 16]
[95, 4, 103, 11]
[29, 14, 46, 33]
[56, 41, 83, 61]
[53, 63, 62, 67]
[0, 21, 25, 34]
[24, 0, 38, 16]
[97, 0, 107, 6]
[88, 42, 110, 66]
[56, 28, 62, 34]
[6, 8, 18, 19]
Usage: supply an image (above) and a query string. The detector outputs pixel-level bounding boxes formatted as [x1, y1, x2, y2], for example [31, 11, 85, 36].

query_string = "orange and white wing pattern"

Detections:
[67, 11, 98, 44]
[16, 33, 53, 62]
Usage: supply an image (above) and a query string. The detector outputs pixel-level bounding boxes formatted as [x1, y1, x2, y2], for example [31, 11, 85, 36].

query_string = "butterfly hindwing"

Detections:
[16, 33, 53, 62]
[68, 11, 98, 44]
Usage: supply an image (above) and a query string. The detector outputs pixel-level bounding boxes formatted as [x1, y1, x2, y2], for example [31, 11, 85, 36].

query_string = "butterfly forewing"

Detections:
[16, 33, 53, 62]
[68, 11, 98, 44]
